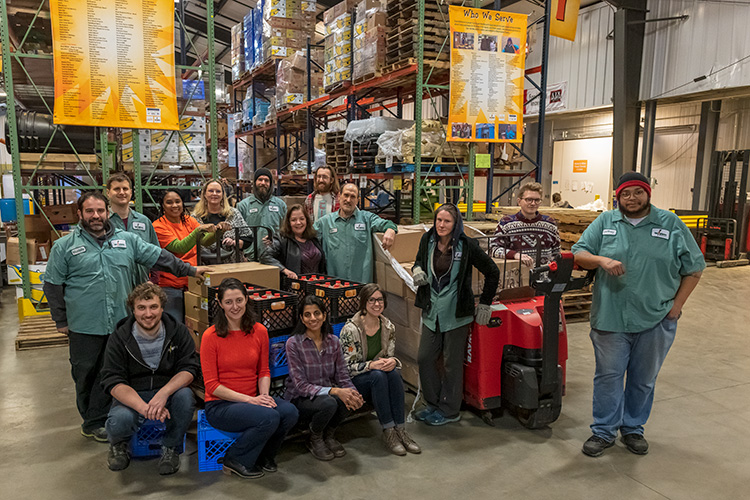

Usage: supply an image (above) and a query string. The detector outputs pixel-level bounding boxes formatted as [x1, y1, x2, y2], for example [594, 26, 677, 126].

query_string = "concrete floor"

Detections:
[1, 266, 749, 500]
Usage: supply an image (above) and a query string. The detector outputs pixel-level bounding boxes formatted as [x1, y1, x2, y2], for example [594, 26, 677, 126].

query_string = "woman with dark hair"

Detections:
[339, 284, 421, 455]
[152, 188, 219, 322]
[260, 203, 326, 279]
[200, 278, 299, 479]
[193, 179, 253, 263]
[285, 295, 363, 461]
[411, 203, 500, 426]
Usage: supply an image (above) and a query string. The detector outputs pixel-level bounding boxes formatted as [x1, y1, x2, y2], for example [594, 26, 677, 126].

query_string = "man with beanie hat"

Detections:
[572, 171, 705, 457]
[237, 168, 287, 260]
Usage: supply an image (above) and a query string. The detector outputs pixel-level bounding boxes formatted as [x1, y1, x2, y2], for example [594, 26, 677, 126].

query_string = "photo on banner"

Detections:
[49, 0, 179, 130]
[447, 6, 527, 143]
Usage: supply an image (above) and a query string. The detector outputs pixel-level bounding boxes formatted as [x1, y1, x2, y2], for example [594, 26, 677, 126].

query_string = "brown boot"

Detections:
[323, 427, 346, 458]
[395, 427, 421, 454]
[383, 428, 407, 456]
[307, 430, 334, 461]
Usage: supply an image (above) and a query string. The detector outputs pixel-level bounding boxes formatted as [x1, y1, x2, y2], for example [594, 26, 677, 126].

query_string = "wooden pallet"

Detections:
[16, 315, 69, 351]
[353, 71, 382, 84]
[386, 22, 449, 39]
[562, 290, 592, 324]
[380, 57, 451, 74]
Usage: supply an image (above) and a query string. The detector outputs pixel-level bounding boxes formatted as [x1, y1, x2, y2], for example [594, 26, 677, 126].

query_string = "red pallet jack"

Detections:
[464, 252, 593, 428]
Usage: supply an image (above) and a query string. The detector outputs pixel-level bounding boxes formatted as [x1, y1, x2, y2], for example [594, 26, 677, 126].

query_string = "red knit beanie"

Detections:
[615, 172, 651, 199]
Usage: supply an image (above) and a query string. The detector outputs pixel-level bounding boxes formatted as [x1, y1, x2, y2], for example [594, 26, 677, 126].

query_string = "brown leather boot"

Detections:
[383, 428, 407, 456]
[307, 431, 334, 461]
[323, 427, 346, 458]
[395, 427, 422, 454]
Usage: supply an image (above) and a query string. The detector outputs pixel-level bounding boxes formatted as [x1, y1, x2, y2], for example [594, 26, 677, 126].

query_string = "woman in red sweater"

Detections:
[200, 278, 298, 479]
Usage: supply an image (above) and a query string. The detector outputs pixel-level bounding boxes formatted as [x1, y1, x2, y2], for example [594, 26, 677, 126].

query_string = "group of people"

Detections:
[42, 164, 705, 478]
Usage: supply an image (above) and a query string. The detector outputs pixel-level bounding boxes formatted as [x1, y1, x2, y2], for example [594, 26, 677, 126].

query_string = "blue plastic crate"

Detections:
[197, 410, 242, 472]
[269, 334, 291, 378]
[129, 419, 185, 458]
[332, 322, 345, 337]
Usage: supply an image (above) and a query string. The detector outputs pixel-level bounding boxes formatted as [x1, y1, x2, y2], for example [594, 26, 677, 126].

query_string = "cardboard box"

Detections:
[356, 0, 382, 19]
[384, 266, 406, 296]
[397, 354, 420, 388]
[394, 323, 421, 361]
[7, 237, 37, 265]
[385, 292, 409, 324]
[187, 262, 281, 296]
[374, 260, 386, 283]
[472, 258, 524, 298]
[42, 204, 78, 225]
[7, 263, 47, 285]
[375, 228, 424, 263]
[184, 291, 210, 323]
[185, 315, 210, 351]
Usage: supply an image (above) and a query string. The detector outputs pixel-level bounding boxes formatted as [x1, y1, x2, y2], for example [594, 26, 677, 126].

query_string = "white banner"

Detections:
[524, 81, 568, 115]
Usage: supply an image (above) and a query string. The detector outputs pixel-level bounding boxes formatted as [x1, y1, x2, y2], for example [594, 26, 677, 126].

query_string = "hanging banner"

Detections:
[550, 0, 580, 42]
[524, 81, 568, 115]
[49, 0, 178, 130]
[448, 7, 526, 143]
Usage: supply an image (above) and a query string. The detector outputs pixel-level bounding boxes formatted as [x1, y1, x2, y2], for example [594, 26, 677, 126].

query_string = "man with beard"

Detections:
[314, 182, 397, 283]
[106, 172, 159, 286]
[237, 168, 287, 260]
[43, 192, 210, 443]
[572, 172, 705, 457]
[305, 165, 340, 222]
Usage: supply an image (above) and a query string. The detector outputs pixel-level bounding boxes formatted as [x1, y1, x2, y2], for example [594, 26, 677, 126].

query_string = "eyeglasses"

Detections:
[521, 198, 542, 204]
[620, 189, 646, 200]
[367, 297, 385, 304]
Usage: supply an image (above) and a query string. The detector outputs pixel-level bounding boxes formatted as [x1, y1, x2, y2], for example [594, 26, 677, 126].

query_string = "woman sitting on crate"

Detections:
[339, 283, 421, 456]
[200, 278, 299, 479]
[260, 204, 326, 279]
[192, 179, 253, 264]
[411, 203, 500, 426]
[153, 188, 220, 322]
[285, 295, 364, 461]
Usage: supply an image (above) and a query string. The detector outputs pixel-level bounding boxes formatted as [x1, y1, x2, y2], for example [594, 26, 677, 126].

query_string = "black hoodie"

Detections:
[100, 312, 200, 395]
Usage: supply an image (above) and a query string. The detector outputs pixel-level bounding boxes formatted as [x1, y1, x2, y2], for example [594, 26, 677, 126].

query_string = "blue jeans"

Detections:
[105, 387, 195, 448]
[162, 287, 185, 324]
[205, 398, 298, 468]
[352, 369, 405, 428]
[590, 316, 678, 440]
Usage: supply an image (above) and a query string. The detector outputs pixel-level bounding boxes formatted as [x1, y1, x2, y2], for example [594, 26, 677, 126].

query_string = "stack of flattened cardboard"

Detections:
[184, 262, 280, 350]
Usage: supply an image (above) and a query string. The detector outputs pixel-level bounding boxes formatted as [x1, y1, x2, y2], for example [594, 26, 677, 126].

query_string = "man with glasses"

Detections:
[572, 172, 704, 457]
[490, 182, 561, 266]
[305, 165, 340, 222]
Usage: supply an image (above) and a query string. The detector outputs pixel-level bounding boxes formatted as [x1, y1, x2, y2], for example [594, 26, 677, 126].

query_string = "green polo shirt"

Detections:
[423, 239, 472, 332]
[109, 209, 159, 286]
[44, 226, 163, 335]
[572, 205, 705, 333]
[237, 194, 287, 260]
[314, 208, 398, 283]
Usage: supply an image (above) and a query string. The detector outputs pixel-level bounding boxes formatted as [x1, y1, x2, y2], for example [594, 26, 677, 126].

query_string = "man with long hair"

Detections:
[304, 165, 340, 222]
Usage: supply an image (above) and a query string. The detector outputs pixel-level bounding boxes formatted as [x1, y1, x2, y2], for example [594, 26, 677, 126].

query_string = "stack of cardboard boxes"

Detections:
[353, 0, 387, 81]
[262, 0, 318, 60]
[275, 49, 325, 108]
[183, 262, 281, 350]
[231, 22, 245, 82]
[121, 117, 207, 167]
[324, 1, 354, 91]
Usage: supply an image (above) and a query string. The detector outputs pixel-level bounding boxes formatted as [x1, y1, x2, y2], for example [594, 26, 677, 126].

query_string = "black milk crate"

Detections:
[207, 283, 269, 324]
[309, 279, 364, 323]
[280, 273, 338, 298]
[247, 289, 298, 335]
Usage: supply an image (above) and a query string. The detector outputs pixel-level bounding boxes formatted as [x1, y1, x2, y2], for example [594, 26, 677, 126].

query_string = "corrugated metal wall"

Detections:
[641, 0, 750, 101]
[716, 97, 750, 150]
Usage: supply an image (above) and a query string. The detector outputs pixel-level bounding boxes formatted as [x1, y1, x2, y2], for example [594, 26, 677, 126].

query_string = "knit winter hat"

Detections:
[254, 168, 273, 184]
[615, 172, 651, 199]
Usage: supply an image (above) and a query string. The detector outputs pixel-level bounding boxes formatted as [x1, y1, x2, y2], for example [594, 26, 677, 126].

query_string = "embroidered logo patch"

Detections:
[268, 205, 280, 212]
[111, 239, 127, 248]
[132, 221, 146, 231]
[651, 228, 670, 240]
[354, 223, 366, 231]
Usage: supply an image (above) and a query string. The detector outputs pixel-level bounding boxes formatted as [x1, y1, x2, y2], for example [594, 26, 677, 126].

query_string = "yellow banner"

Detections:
[550, 0, 580, 42]
[448, 7, 526, 143]
[50, 0, 178, 130]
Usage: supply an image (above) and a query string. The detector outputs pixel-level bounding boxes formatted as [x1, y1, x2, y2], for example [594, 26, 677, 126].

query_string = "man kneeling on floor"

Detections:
[100, 283, 199, 474]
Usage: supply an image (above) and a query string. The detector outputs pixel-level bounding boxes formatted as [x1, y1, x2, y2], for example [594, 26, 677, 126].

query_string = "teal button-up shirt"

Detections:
[109, 208, 159, 286]
[423, 239, 472, 332]
[572, 206, 705, 333]
[44, 226, 163, 335]
[237, 194, 287, 260]
[314, 208, 398, 283]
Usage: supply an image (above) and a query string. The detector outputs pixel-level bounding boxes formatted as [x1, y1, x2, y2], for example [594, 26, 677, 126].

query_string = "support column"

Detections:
[639, 100, 656, 178]
[692, 100, 721, 211]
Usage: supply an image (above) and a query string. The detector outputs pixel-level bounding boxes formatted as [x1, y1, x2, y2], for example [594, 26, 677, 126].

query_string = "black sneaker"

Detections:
[158, 446, 180, 475]
[621, 433, 649, 455]
[107, 442, 130, 471]
[582, 435, 615, 457]
[258, 456, 277, 473]
[223, 457, 265, 479]
[81, 426, 108, 443]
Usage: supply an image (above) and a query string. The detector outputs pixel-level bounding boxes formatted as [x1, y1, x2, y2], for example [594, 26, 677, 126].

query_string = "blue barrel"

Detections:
[0, 199, 16, 222]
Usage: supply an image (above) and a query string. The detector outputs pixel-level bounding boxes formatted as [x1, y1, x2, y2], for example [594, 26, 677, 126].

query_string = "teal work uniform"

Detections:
[44, 226, 162, 335]
[237, 194, 287, 260]
[422, 239, 472, 332]
[571, 205, 705, 333]
[314, 208, 398, 283]
[109, 208, 159, 286]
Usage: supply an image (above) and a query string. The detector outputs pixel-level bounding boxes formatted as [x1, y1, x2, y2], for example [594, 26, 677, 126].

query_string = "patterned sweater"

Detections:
[490, 211, 561, 265]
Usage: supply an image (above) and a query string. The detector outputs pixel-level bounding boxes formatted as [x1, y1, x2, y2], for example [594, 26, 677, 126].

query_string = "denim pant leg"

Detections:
[162, 287, 185, 324]
[353, 370, 396, 428]
[106, 400, 143, 445]
[161, 387, 195, 449]
[293, 395, 350, 433]
[590, 329, 632, 441]
[205, 400, 281, 468]
[620, 317, 678, 436]
[258, 398, 299, 461]
[386, 369, 406, 426]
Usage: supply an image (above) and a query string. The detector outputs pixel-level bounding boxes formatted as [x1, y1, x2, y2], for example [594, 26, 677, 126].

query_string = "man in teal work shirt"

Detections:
[314, 182, 397, 283]
[572, 172, 704, 458]
[237, 168, 287, 260]
[43, 192, 209, 443]
[106, 172, 159, 285]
